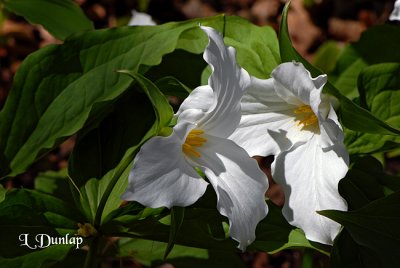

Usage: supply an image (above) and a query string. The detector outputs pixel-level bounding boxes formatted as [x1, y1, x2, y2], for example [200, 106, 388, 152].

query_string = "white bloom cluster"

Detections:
[122, 26, 349, 249]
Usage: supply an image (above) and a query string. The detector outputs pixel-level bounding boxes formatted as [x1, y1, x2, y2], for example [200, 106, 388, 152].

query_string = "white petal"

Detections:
[128, 10, 156, 26]
[229, 76, 314, 156]
[271, 62, 327, 106]
[122, 122, 209, 208]
[272, 137, 349, 245]
[176, 85, 213, 115]
[197, 26, 251, 138]
[176, 85, 213, 123]
[318, 104, 344, 148]
[193, 135, 269, 250]
[390, 0, 400, 21]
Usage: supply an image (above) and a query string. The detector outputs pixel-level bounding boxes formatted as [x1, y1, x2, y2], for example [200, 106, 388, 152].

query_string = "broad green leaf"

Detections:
[118, 238, 208, 266]
[279, 1, 400, 136]
[118, 238, 245, 268]
[339, 156, 400, 210]
[331, 24, 400, 99]
[0, 244, 73, 268]
[3, 0, 93, 40]
[68, 88, 156, 187]
[0, 15, 278, 179]
[117, 72, 174, 129]
[251, 201, 330, 255]
[345, 63, 400, 154]
[0, 189, 84, 258]
[312, 41, 341, 74]
[145, 49, 206, 90]
[331, 156, 400, 267]
[331, 230, 382, 268]
[320, 191, 400, 267]
[101, 187, 236, 251]
[70, 73, 173, 225]
[165, 207, 185, 259]
[333, 58, 367, 100]
[34, 169, 76, 205]
[223, 22, 280, 78]
[352, 25, 400, 64]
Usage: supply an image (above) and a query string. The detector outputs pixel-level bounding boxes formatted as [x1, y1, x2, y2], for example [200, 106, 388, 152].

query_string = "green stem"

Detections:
[93, 156, 132, 227]
[84, 237, 100, 268]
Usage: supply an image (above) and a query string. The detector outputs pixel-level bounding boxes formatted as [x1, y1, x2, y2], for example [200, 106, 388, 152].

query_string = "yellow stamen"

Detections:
[294, 105, 313, 114]
[293, 105, 318, 128]
[182, 129, 207, 158]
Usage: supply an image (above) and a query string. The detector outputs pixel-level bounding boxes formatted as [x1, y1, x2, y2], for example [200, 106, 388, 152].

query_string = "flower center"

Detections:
[294, 105, 318, 127]
[182, 129, 207, 158]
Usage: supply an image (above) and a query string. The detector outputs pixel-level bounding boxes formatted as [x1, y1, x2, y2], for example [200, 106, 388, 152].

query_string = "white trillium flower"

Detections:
[122, 26, 269, 250]
[229, 62, 349, 245]
[389, 0, 400, 21]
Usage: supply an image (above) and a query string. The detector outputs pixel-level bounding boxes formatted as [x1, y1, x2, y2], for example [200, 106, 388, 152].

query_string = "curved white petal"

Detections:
[229, 76, 315, 156]
[122, 122, 209, 208]
[318, 103, 344, 148]
[192, 135, 269, 250]
[271, 62, 327, 106]
[176, 85, 214, 119]
[197, 26, 250, 138]
[272, 137, 349, 245]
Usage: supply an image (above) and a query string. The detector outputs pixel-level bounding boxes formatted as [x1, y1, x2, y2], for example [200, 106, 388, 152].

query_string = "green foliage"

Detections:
[2, 0, 93, 40]
[0, 15, 279, 180]
[0, 189, 84, 258]
[312, 41, 341, 74]
[165, 207, 185, 259]
[325, 156, 400, 267]
[345, 63, 400, 154]
[0, 245, 73, 268]
[331, 25, 400, 100]
[321, 191, 400, 268]
[1, 1, 399, 266]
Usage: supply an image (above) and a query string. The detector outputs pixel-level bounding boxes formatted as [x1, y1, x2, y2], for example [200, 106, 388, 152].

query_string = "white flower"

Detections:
[122, 26, 269, 250]
[390, 0, 400, 21]
[128, 10, 156, 26]
[229, 62, 349, 245]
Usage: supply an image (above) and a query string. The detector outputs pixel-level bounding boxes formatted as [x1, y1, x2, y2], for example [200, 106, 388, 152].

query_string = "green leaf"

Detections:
[312, 41, 341, 74]
[345, 63, 400, 154]
[0, 189, 84, 258]
[0, 15, 280, 179]
[117, 72, 174, 129]
[331, 24, 400, 99]
[118, 238, 245, 268]
[70, 72, 173, 226]
[0, 244, 73, 268]
[331, 230, 382, 268]
[339, 156, 400, 210]
[155, 76, 192, 99]
[118, 238, 208, 266]
[68, 88, 156, 188]
[251, 201, 330, 255]
[320, 191, 400, 267]
[165, 207, 185, 259]
[34, 169, 76, 205]
[145, 49, 207, 90]
[279, 1, 400, 136]
[3, 0, 93, 40]
[352, 25, 400, 65]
